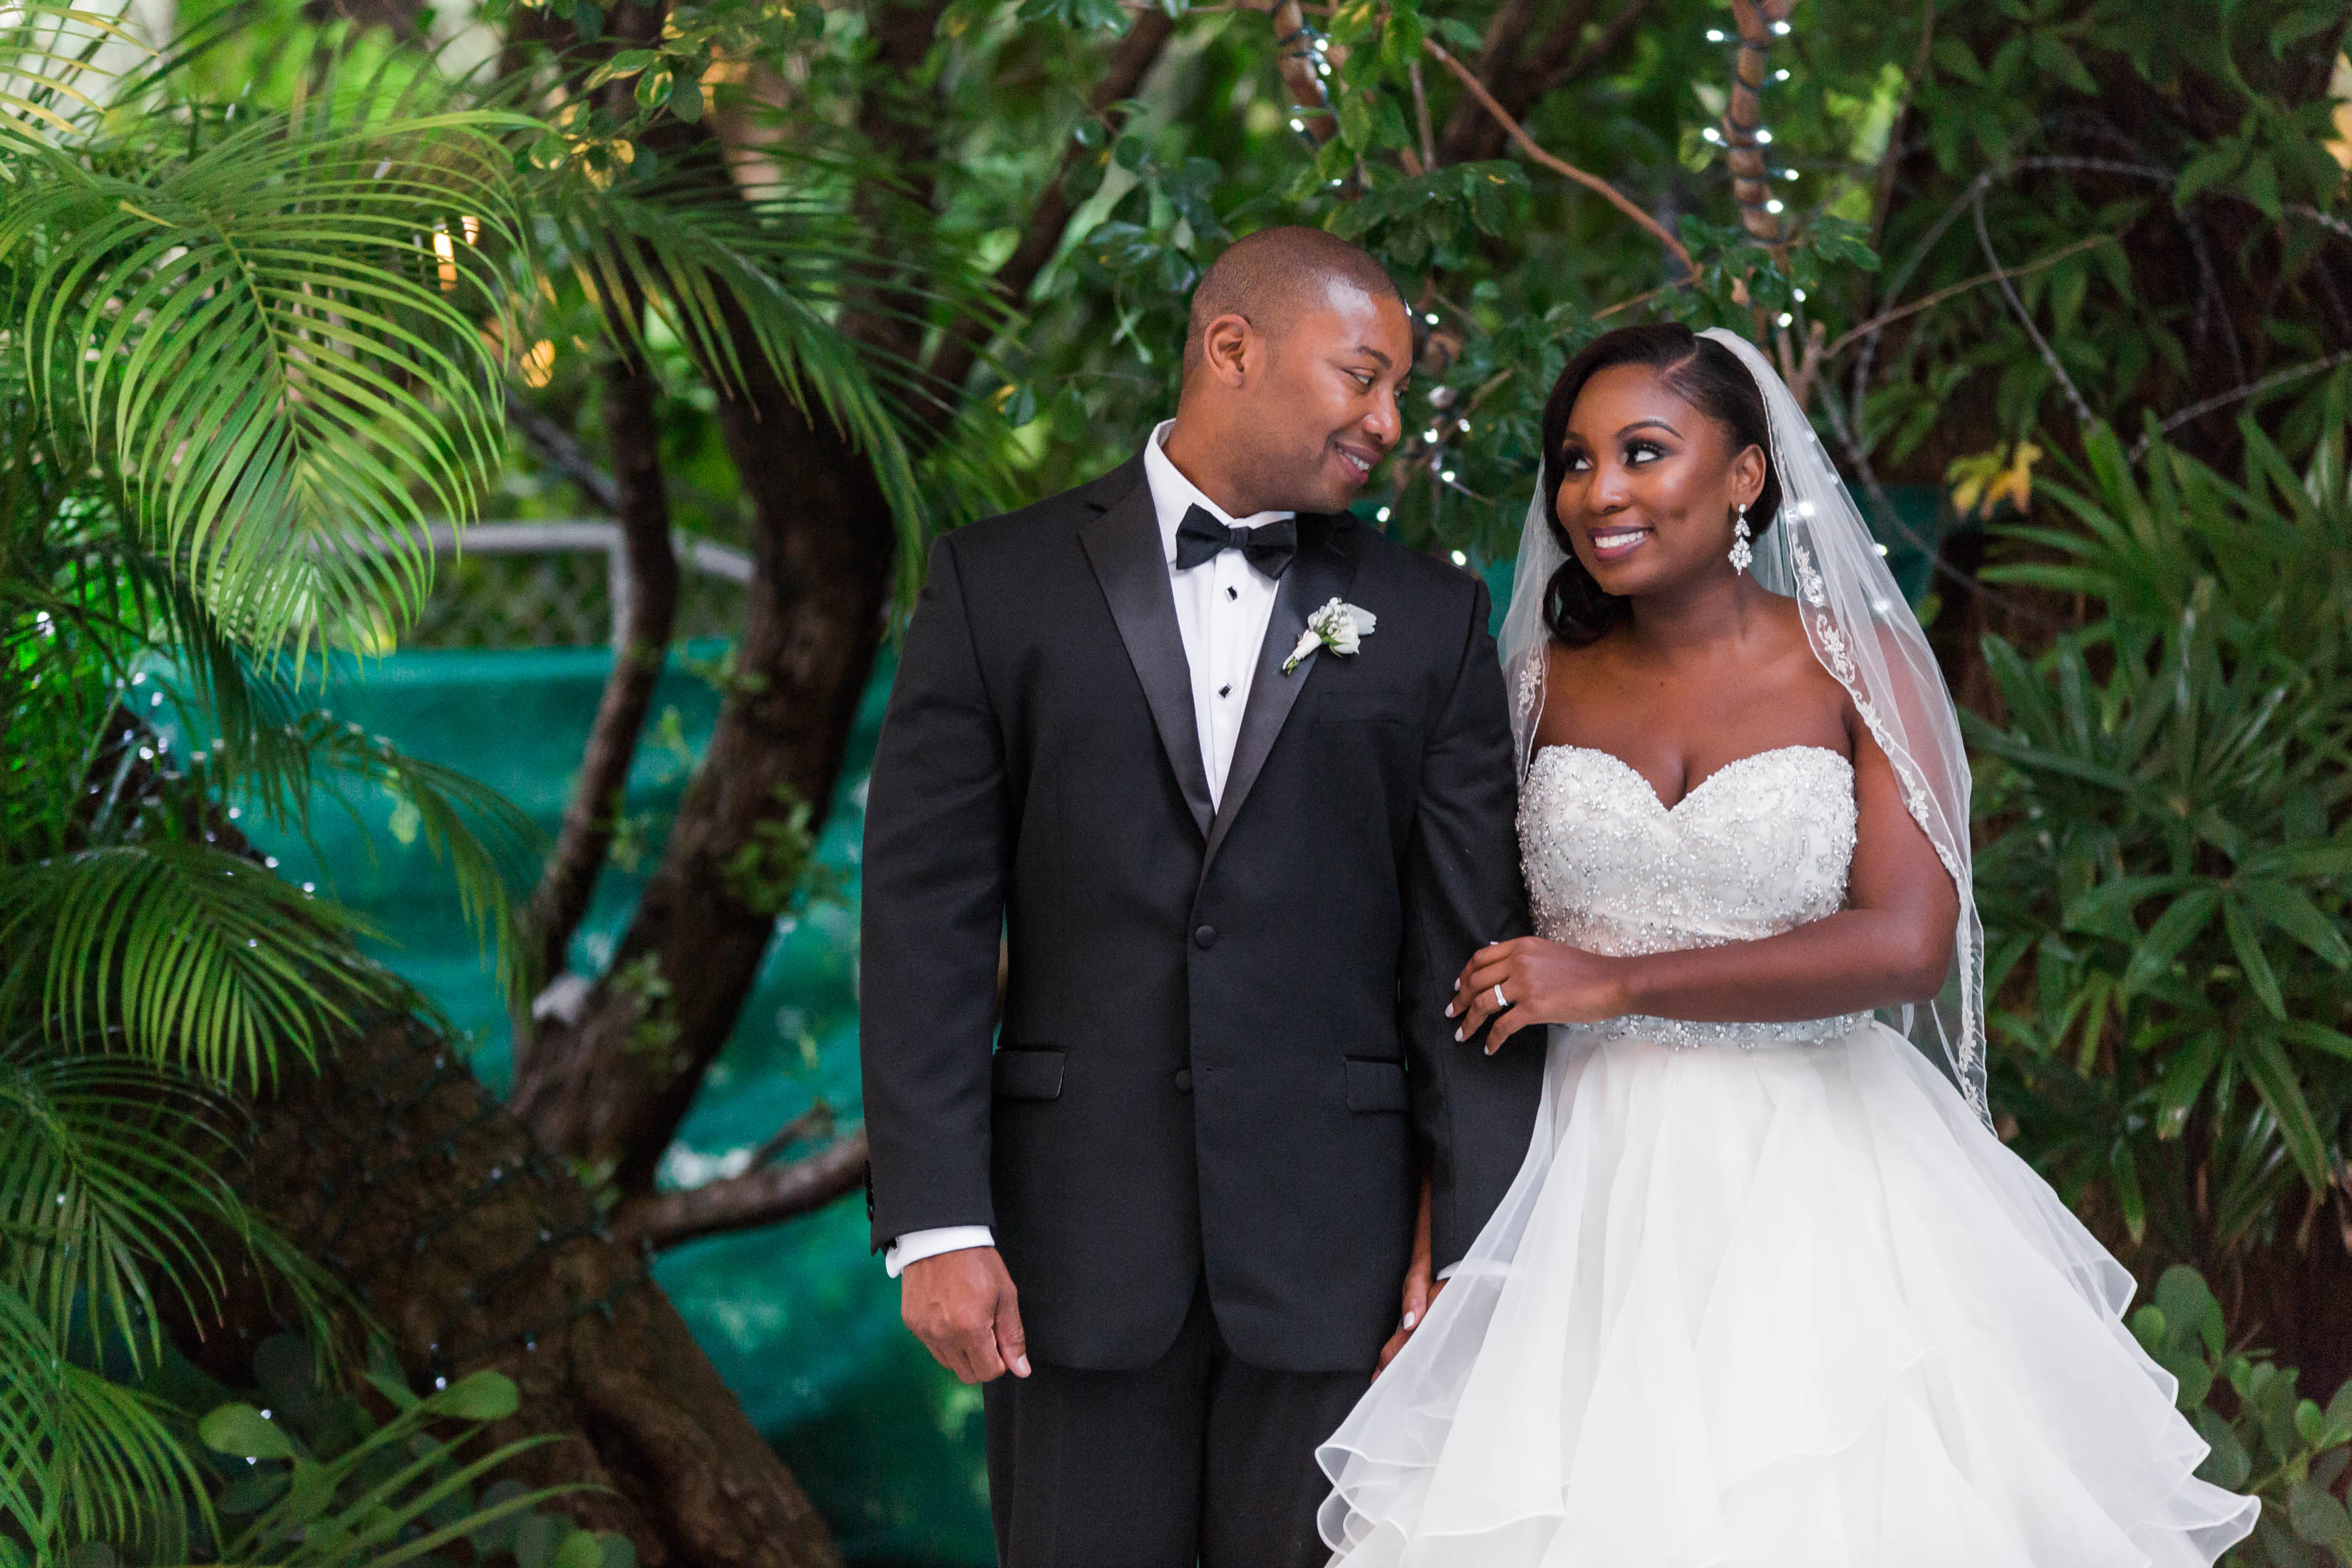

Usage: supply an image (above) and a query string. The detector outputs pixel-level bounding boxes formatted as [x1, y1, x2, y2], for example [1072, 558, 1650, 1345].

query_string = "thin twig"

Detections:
[2126, 349, 2352, 463]
[1973, 177, 2096, 429]
[1408, 58, 1437, 172]
[749, 1100, 835, 1169]
[1822, 234, 2115, 361]
[1423, 40, 1694, 278]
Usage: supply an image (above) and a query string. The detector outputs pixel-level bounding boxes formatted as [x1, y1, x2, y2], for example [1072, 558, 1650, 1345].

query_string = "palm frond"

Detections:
[167, 685, 545, 1007]
[0, 837, 388, 1083]
[0, 1281, 212, 1562]
[540, 153, 933, 577]
[5, 98, 532, 653]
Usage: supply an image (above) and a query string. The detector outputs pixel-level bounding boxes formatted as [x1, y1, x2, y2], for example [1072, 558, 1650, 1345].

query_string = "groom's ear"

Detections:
[1194, 311, 1259, 390]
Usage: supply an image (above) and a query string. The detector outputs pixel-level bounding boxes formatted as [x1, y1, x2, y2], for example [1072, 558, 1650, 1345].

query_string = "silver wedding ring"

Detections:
[1492, 984, 1510, 1011]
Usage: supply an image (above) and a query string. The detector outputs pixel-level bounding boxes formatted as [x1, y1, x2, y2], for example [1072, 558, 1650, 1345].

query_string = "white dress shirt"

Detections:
[884, 421, 1295, 1277]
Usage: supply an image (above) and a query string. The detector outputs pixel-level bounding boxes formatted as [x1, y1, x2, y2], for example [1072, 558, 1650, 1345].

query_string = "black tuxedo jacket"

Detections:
[859, 451, 1542, 1374]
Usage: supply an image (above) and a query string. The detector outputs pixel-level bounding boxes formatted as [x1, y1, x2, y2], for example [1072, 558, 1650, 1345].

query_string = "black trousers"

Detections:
[982, 1279, 1368, 1567]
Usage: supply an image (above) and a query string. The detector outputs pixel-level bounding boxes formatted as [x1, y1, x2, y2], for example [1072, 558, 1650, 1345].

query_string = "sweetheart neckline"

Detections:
[1532, 743, 1852, 815]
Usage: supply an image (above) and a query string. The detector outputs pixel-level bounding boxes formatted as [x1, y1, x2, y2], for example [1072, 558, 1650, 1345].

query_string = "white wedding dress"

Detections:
[1316, 742, 2259, 1567]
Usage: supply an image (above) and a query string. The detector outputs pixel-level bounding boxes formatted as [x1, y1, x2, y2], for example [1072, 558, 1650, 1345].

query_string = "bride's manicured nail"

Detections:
[1453, 1027, 1464, 1042]
[1443, 1002, 1455, 1018]
[1402, 1311, 1418, 1331]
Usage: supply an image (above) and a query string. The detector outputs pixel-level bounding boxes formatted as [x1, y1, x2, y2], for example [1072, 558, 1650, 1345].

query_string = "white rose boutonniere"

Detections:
[1283, 597, 1377, 674]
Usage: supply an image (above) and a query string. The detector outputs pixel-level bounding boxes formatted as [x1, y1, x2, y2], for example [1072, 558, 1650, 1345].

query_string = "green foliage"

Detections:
[1969, 414, 2352, 1255]
[2131, 1266, 2352, 1565]
[190, 1334, 626, 1568]
[1, 16, 530, 655]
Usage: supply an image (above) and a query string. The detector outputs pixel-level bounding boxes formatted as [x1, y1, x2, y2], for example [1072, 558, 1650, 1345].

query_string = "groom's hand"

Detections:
[902, 1247, 1031, 1384]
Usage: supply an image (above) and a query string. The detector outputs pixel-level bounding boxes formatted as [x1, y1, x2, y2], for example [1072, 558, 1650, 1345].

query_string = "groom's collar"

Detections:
[1083, 428, 1358, 553]
[1140, 418, 1294, 569]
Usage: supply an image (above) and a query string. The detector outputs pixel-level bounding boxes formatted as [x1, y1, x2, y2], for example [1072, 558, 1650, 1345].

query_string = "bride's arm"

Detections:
[1450, 722, 1960, 1053]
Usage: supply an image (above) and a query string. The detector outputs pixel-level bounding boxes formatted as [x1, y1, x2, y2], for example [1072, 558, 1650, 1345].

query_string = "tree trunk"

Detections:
[510, 301, 898, 1195]
[178, 1012, 841, 1567]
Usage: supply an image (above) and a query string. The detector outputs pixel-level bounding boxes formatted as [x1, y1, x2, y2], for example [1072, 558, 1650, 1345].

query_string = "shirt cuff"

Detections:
[884, 1225, 995, 1278]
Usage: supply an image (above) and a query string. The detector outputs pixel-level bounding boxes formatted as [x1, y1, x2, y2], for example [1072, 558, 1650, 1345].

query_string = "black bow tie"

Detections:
[1173, 505, 1298, 579]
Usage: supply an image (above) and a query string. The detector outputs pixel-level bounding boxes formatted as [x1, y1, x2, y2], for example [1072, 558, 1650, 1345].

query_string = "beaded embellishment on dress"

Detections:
[1519, 744, 1869, 1047]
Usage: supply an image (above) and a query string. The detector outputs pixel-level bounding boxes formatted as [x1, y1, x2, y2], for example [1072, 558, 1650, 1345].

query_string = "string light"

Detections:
[1423, 311, 1439, 325]
[1773, 67, 1790, 81]
[1289, 118, 1306, 132]
[1755, 128, 1773, 144]
[1770, 18, 1790, 33]
[1765, 198, 1785, 214]
[1703, 126, 1724, 144]
[1376, 506, 1392, 522]
[1776, 311, 1794, 327]
[1792, 287, 1807, 302]
[1449, 550, 1468, 566]
[1704, 27, 1727, 41]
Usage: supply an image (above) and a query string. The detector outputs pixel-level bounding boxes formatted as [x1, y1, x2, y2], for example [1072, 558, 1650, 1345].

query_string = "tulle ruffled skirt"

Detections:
[1316, 1021, 2259, 1567]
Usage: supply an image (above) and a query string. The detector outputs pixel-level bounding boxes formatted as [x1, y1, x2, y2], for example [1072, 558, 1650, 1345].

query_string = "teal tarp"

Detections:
[175, 646, 991, 1567]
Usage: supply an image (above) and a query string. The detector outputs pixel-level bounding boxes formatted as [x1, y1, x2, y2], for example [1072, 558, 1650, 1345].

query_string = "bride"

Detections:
[1315, 323, 2259, 1566]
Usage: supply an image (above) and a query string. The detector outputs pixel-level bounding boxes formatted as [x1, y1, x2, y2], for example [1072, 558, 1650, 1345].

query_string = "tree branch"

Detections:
[505, 387, 621, 514]
[1523, 0, 1654, 105]
[520, 297, 680, 991]
[923, 9, 1177, 406]
[610, 1130, 870, 1252]
[1820, 233, 2117, 361]
[1428, 0, 1547, 167]
[1424, 40, 1694, 277]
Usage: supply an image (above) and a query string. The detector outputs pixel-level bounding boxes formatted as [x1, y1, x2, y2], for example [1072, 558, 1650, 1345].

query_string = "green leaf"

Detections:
[433, 1371, 519, 1423]
[1931, 36, 1986, 83]
[199, 1404, 297, 1461]
[2222, 896, 2286, 1021]
[2155, 1030, 2223, 1138]
[2063, 874, 2195, 942]
[2237, 879, 2351, 969]
[2174, 141, 2246, 208]
[2241, 1028, 2331, 1190]
[2289, 1480, 2352, 1549]
[2155, 1266, 2226, 1358]
[2194, 1406, 2252, 1488]
[1337, 89, 1374, 152]
[517, 1513, 565, 1568]
[2238, 154, 2281, 221]
[2328, 1378, 2352, 1437]
[554, 1528, 607, 1568]
[1431, 16, 1482, 51]
[2121, 884, 2221, 996]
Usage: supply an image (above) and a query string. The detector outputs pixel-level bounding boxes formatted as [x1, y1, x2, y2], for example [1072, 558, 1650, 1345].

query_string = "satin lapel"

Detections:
[1200, 512, 1363, 877]
[1080, 465, 1216, 839]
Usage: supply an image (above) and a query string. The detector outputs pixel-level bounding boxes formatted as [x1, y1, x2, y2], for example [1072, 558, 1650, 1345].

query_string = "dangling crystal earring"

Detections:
[1728, 502, 1753, 575]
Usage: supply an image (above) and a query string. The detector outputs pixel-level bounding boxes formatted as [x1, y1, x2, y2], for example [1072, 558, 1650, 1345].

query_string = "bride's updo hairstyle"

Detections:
[1537, 322, 1781, 646]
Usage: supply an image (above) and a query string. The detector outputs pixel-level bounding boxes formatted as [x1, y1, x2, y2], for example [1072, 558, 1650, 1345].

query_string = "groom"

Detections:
[860, 226, 1541, 1565]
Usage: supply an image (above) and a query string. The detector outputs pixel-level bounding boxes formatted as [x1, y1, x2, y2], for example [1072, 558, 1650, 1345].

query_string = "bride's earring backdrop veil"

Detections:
[1493, 326, 1991, 1124]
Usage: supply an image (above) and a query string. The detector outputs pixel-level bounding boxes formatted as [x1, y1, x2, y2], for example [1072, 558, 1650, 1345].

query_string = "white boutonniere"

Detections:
[1284, 597, 1377, 674]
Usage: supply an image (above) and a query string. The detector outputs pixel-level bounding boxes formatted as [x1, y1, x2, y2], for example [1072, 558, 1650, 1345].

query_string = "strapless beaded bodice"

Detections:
[1519, 744, 1869, 1047]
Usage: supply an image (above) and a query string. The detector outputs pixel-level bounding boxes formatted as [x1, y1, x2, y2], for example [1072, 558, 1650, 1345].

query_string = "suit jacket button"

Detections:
[1193, 924, 1217, 949]
[1174, 1068, 1193, 1092]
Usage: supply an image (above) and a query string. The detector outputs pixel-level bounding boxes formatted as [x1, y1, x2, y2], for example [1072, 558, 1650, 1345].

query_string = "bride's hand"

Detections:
[1448, 938, 1631, 1052]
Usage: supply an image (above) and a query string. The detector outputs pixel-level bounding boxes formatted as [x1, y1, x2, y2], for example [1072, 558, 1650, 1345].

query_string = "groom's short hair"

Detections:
[1182, 227, 1407, 380]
